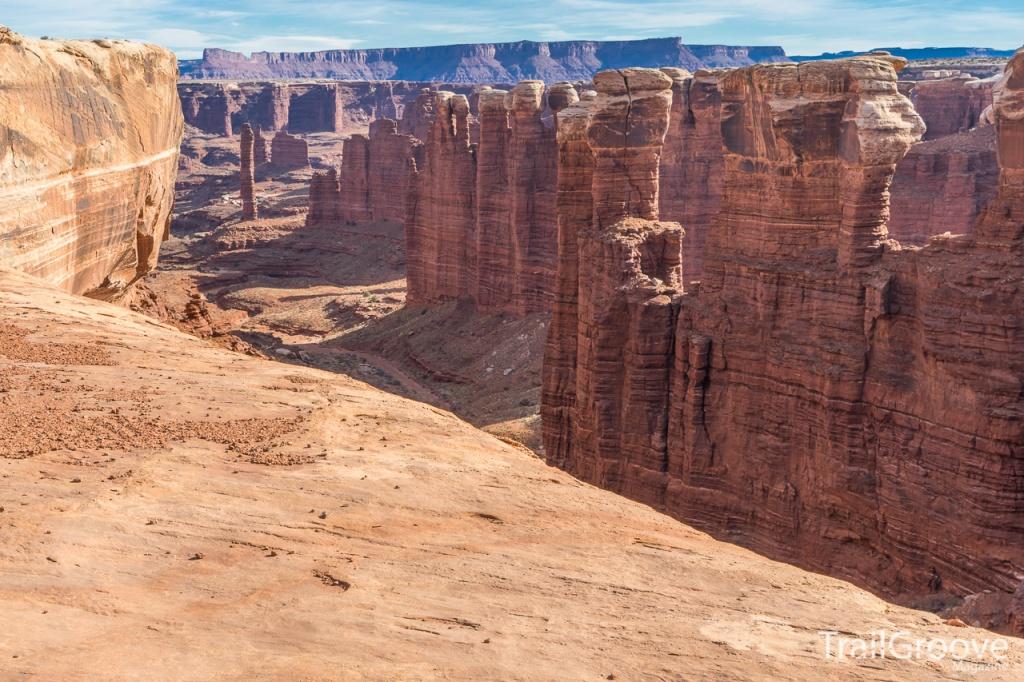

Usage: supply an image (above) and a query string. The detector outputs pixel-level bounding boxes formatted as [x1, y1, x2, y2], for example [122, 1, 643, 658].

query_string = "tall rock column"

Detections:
[559, 68, 683, 491]
[836, 55, 926, 270]
[541, 85, 590, 468]
[658, 68, 722, 280]
[240, 124, 258, 220]
[506, 81, 558, 315]
[474, 89, 514, 312]
[339, 134, 371, 223]
[405, 92, 477, 305]
[366, 119, 422, 223]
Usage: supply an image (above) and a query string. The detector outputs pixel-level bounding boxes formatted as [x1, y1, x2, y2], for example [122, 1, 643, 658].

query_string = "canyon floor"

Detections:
[147, 129, 545, 450]
[4, 266, 1024, 679]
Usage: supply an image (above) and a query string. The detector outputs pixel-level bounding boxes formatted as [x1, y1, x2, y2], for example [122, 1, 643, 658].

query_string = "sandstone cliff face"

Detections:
[0, 28, 182, 299]
[658, 68, 723, 280]
[269, 131, 309, 169]
[889, 126, 998, 244]
[908, 75, 995, 140]
[405, 92, 478, 305]
[404, 82, 558, 315]
[545, 56, 1024, 631]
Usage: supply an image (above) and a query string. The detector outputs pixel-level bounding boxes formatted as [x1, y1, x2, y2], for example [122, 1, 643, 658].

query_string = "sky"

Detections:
[4, 0, 1024, 59]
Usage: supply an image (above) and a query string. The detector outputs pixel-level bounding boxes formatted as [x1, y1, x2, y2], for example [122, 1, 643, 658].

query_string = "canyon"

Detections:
[542, 54, 1024, 633]
[3, 19, 1024, 677]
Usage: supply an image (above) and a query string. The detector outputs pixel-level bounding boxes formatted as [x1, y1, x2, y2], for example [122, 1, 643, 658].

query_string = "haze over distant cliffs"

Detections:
[178, 37, 787, 82]
[792, 46, 1020, 62]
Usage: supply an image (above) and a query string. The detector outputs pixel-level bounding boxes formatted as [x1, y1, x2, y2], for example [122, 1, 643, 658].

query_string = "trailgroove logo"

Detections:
[819, 630, 1010, 669]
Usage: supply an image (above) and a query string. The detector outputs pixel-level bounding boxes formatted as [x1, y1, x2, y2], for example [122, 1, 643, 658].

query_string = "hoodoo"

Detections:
[0, 28, 182, 299]
[240, 124, 258, 220]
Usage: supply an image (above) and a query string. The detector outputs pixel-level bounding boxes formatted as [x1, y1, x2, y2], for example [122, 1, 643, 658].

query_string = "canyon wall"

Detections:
[889, 126, 998, 244]
[0, 28, 182, 299]
[906, 75, 996, 140]
[543, 55, 1024, 631]
[306, 119, 421, 226]
[403, 83, 558, 316]
[658, 68, 724, 281]
[180, 38, 787, 82]
[180, 81, 496, 137]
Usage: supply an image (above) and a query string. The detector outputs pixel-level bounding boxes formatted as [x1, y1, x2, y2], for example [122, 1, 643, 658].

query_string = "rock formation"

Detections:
[253, 126, 269, 166]
[544, 55, 1024, 632]
[658, 68, 724, 280]
[269, 130, 309, 169]
[505, 82, 558, 314]
[889, 126, 998, 244]
[366, 119, 422, 222]
[180, 38, 788, 82]
[907, 75, 996, 140]
[404, 81, 559, 315]
[398, 88, 437, 143]
[473, 89, 514, 311]
[180, 81, 495, 138]
[306, 169, 343, 226]
[240, 124, 258, 220]
[339, 134, 371, 223]
[0, 28, 182, 299]
[306, 120, 421, 226]
[405, 92, 478, 305]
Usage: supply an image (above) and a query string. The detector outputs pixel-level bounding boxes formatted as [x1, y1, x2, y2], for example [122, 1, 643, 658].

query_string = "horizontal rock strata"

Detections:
[543, 54, 1024, 632]
[0, 28, 182, 299]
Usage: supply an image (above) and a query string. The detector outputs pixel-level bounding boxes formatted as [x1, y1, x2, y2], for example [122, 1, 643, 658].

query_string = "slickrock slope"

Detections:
[544, 55, 1024, 631]
[907, 75, 996, 140]
[889, 126, 999, 244]
[180, 38, 787, 82]
[4, 266, 1021, 680]
[0, 28, 182, 300]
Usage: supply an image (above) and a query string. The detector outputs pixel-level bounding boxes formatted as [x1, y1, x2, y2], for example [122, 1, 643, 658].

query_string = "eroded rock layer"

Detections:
[543, 55, 1024, 632]
[658, 68, 724, 280]
[180, 81, 498, 137]
[181, 39, 787, 82]
[404, 82, 558, 316]
[0, 29, 182, 299]
[907, 75, 996, 140]
[269, 131, 309, 170]
[889, 126, 999, 244]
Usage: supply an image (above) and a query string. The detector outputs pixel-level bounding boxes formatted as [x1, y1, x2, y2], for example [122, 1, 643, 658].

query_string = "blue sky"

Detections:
[4, 0, 1024, 59]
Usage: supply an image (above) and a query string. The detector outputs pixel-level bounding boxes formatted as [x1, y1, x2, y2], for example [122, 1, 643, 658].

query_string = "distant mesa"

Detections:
[791, 46, 1020, 62]
[178, 37, 788, 82]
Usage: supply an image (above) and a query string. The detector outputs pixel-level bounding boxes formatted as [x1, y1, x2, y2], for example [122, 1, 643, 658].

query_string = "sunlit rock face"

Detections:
[0, 28, 183, 300]
[545, 55, 1024, 633]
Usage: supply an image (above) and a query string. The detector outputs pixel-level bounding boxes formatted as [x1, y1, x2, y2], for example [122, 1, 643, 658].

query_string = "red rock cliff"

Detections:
[658, 68, 724, 280]
[403, 81, 559, 315]
[543, 55, 1024, 631]
[0, 28, 183, 300]
[909, 75, 996, 140]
